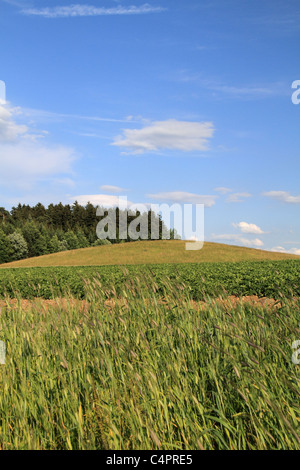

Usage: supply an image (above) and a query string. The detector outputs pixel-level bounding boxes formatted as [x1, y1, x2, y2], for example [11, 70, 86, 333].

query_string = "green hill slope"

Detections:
[1, 240, 299, 268]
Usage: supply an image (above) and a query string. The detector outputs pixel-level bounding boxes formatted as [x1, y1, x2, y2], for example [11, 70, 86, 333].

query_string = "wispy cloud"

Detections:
[253, 11, 300, 34]
[172, 70, 287, 100]
[209, 84, 280, 98]
[112, 119, 215, 154]
[22, 3, 166, 18]
[147, 191, 217, 207]
[226, 192, 251, 203]
[263, 191, 300, 204]
[2, 0, 26, 7]
[100, 185, 127, 193]
[211, 233, 264, 248]
[214, 186, 232, 195]
[22, 107, 136, 124]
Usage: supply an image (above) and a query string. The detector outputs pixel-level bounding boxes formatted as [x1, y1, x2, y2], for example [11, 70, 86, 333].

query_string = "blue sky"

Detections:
[0, 0, 300, 252]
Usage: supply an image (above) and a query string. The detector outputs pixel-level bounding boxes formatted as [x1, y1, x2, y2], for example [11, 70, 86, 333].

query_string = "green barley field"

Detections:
[0, 272, 299, 450]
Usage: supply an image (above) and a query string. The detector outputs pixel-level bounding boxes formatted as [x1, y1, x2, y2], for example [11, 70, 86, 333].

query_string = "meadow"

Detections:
[2, 240, 299, 268]
[0, 242, 299, 450]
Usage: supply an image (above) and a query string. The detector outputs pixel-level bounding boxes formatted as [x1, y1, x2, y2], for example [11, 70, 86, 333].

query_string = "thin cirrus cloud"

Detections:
[173, 71, 285, 100]
[21, 4, 166, 18]
[263, 191, 300, 204]
[147, 191, 217, 207]
[22, 107, 137, 124]
[100, 185, 127, 193]
[112, 119, 215, 155]
[208, 84, 283, 99]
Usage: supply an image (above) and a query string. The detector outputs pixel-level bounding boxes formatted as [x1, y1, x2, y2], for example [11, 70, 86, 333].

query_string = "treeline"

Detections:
[0, 202, 176, 264]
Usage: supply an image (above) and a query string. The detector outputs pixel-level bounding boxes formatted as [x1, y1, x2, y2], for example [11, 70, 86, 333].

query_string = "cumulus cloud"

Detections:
[263, 191, 300, 204]
[211, 233, 264, 248]
[226, 192, 251, 203]
[22, 4, 166, 18]
[232, 221, 265, 234]
[146, 191, 217, 207]
[112, 119, 215, 154]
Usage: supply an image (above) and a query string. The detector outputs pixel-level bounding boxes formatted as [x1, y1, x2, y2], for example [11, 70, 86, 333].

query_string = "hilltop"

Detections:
[1, 240, 298, 268]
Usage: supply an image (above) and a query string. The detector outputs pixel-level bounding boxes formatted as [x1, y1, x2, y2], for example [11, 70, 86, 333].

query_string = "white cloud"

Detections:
[147, 191, 217, 207]
[22, 107, 137, 124]
[70, 194, 133, 208]
[0, 80, 6, 104]
[263, 191, 300, 204]
[0, 102, 76, 189]
[211, 233, 264, 248]
[100, 185, 127, 193]
[1, 141, 75, 188]
[2, 0, 25, 6]
[172, 72, 286, 99]
[112, 119, 215, 154]
[214, 186, 232, 194]
[70, 194, 154, 213]
[22, 4, 166, 18]
[226, 192, 251, 203]
[233, 221, 265, 234]
[287, 248, 300, 255]
[210, 84, 280, 98]
[52, 177, 76, 187]
[0, 104, 28, 142]
[271, 246, 300, 255]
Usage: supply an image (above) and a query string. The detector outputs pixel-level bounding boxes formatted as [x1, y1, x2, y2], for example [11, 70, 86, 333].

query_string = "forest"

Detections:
[0, 202, 175, 264]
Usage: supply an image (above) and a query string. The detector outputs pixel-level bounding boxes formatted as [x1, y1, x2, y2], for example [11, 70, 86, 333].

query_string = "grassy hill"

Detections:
[1, 240, 299, 268]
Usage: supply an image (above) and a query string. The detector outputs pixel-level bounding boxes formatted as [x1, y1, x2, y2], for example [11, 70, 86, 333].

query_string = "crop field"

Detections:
[0, 274, 299, 450]
[1, 259, 300, 301]
[0, 254, 299, 450]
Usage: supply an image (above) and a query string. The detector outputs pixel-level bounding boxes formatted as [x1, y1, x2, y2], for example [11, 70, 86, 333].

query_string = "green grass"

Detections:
[0, 278, 299, 450]
[1, 240, 299, 268]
